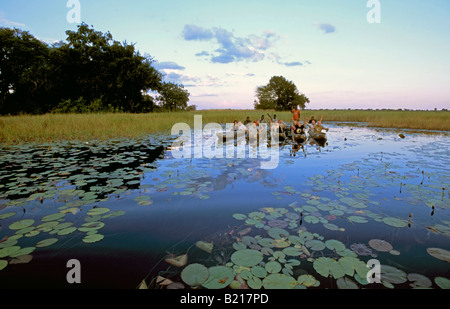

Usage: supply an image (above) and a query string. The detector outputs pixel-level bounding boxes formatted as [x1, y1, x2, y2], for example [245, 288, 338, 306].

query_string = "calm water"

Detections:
[0, 123, 449, 289]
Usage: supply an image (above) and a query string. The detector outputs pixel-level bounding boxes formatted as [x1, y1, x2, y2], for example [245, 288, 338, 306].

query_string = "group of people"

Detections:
[232, 107, 329, 138]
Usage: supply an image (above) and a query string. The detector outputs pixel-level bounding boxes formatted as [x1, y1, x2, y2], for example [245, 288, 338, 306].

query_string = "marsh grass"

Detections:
[1, 110, 448, 144]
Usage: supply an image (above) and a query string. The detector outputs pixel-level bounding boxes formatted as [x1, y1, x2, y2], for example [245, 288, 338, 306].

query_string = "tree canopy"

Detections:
[254, 76, 310, 111]
[0, 24, 191, 114]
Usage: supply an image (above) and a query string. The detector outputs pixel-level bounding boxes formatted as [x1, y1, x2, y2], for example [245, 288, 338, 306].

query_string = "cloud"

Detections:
[182, 25, 281, 64]
[154, 61, 186, 70]
[316, 23, 336, 34]
[284, 61, 303, 67]
[0, 12, 26, 28]
[182, 24, 214, 41]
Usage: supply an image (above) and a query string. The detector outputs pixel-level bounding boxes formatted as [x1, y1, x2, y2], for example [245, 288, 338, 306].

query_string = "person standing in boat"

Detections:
[291, 106, 301, 122]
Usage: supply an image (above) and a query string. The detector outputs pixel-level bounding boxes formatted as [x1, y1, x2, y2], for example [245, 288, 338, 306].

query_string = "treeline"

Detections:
[0, 23, 193, 115]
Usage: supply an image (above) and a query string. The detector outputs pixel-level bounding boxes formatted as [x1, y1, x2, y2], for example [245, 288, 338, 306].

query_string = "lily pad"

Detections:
[305, 239, 326, 251]
[262, 273, 298, 289]
[313, 257, 346, 279]
[369, 239, 393, 252]
[325, 239, 346, 252]
[297, 274, 317, 287]
[380, 265, 407, 285]
[265, 261, 282, 274]
[426, 248, 450, 263]
[9, 219, 34, 231]
[196, 241, 214, 254]
[382, 217, 407, 228]
[336, 277, 359, 289]
[231, 249, 263, 267]
[41, 213, 65, 222]
[181, 263, 209, 287]
[87, 207, 110, 216]
[35, 238, 59, 248]
[407, 273, 432, 288]
[82, 233, 104, 244]
[202, 266, 234, 289]
[434, 277, 450, 289]
[0, 260, 7, 271]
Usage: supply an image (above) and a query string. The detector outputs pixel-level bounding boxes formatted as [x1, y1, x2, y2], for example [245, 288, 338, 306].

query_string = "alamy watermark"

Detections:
[66, 259, 81, 284]
[66, 0, 81, 24]
[170, 116, 280, 170]
[367, 0, 381, 24]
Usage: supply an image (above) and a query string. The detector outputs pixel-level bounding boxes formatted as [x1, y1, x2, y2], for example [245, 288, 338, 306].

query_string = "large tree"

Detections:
[254, 76, 309, 111]
[157, 82, 190, 111]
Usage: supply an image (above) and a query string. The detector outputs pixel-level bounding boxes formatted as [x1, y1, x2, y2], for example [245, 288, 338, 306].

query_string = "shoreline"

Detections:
[1, 110, 449, 145]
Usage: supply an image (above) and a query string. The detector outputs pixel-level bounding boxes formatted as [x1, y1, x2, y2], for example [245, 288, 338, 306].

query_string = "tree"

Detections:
[157, 82, 190, 111]
[254, 76, 309, 111]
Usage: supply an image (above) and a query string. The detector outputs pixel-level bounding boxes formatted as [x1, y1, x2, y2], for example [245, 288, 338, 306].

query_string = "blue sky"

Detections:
[1, 0, 449, 110]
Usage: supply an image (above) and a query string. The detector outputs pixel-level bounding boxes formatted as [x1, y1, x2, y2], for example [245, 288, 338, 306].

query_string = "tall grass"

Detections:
[1, 110, 448, 145]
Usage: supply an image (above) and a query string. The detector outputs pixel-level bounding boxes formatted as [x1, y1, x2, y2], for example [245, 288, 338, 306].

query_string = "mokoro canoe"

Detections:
[216, 130, 246, 142]
[292, 132, 307, 143]
[309, 131, 327, 142]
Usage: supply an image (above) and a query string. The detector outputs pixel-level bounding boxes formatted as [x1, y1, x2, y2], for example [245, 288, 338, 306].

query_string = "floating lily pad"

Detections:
[325, 239, 346, 252]
[305, 239, 326, 251]
[407, 273, 432, 288]
[231, 249, 263, 267]
[35, 238, 59, 248]
[181, 263, 209, 287]
[0, 260, 7, 271]
[196, 241, 213, 254]
[0, 212, 16, 220]
[313, 257, 346, 279]
[369, 239, 393, 252]
[382, 217, 407, 228]
[251, 265, 267, 278]
[434, 277, 450, 289]
[348, 216, 368, 224]
[9, 219, 34, 231]
[41, 213, 65, 222]
[232, 213, 247, 221]
[380, 265, 407, 285]
[262, 273, 298, 289]
[336, 277, 359, 289]
[297, 274, 317, 287]
[426, 248, 450, 263]
[202, 266, 234, 289]
[87, 207, 110, 216]
[82, 233, 104, 244]
[265, 261, 282, 274]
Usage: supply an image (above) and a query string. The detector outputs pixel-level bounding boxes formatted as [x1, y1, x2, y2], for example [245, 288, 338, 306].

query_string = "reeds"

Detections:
[1, 110, 448, 144]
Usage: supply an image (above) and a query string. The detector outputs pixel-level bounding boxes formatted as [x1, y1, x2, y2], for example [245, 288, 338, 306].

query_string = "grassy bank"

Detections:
[1, 109, 449, 144]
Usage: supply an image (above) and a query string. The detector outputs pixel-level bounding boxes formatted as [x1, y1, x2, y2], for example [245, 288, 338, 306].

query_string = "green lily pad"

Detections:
[82, 233, 104, 244]
[202, 266, 234, 289]
[282, 247, 302, 256]
[9, 219, 34, 231]
[0, 246, 21, 258]
[325, 239, 346, 252]
[181, 263, 209, 287]
[251, 265, 267, 278]
[41, 213, 65, 222]
[336, 277, 359, 289]
[0, 260, 7, 271]
[262, 273, 298, 289]
[87, 207, 110, 216]
[426, 248, 450, 262]
[231, 249, 263, 267]
[348, 216, 368, 224]
[380, 265, 407, 284]
[313, 257, 346, 279]
[369, 239, 393, 252]
[0, 212, 16, 220]
[265, 261, 282, 274]
[35, 238, 59, 248]
[305, 239, 326, 251]
[382, 217, 407, 228]
[297, 274, 318, 287]
[434, 277, 450, 289]
[196, 241, 214, 254]
[57, 226, 77, 236]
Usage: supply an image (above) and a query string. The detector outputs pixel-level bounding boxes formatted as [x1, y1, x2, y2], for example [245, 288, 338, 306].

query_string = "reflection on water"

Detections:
[0, 124, 449, 289]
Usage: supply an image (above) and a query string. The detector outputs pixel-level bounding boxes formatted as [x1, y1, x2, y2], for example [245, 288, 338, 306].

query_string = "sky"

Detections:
[1, 0, 449, 110]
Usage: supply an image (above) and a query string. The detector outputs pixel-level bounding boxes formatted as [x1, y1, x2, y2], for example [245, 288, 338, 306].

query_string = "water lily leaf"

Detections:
[196, 241, 213, 254]
[57, 226, 77, 236]
[0, 246, 21, 258]
[9, 247, 35, 257]
[380, 265, 407, 284]
[434, 277, 450, 289]
[9, 254, 33, 264]
[268, 227, 290, 239]
[369, 239, 393, 252]
[407, 273, 432, 288]
[313, 257, 346, 279]
[336, 276, 359, 289]
[247, 276, 262, 289]
[78, 221, 105, 233]
[304, 215, 319, 224]
[202, 266, 234, 289]
[297, 274, 317, 287]
[251, 265, 267, 278]
[9, 219, 34, 230]
[282, 247, 302, 256]
[382, 217, 407, 228]
[232, 213, 247, 221]
[87, 207, 110, 216]
[165, 254, 188, 267]
[0, 260, 7, 271]
[325, 239, 346, 252]
[82, 233, 104, 244]
[35, 238, 58, 248]
[265, 261, 282, 274]
[305, 239, 326, 251]
[181, 263, 209, 287]
[41, 213, 65, 222]
[231, 249, 263, 267]
[262, 273, 298, 289]
[426, 248, 450, 262]
[0, 212, 16, 220]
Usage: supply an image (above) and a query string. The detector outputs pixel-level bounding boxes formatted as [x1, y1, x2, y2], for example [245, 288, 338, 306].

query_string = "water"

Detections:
[0, 123, 449, 289]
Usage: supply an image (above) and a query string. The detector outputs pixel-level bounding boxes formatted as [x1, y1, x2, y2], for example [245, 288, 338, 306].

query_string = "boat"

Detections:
[292, 132, 307, 144]
[271, 132, 286, 142]
[309, 131, 327, 143]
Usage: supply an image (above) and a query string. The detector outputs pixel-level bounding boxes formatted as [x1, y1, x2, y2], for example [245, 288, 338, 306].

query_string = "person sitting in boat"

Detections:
[291, 120, 307, 135]
[237, 121, 248, 132]
[312, 116, 329, 133]
[243, 116, 252, 125]
[260, 115, 268, 124]
[308, 116, 316, 124]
